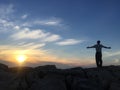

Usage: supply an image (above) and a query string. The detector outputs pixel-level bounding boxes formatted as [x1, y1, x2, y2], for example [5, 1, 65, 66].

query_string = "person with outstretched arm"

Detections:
[87, 40, 111, 67]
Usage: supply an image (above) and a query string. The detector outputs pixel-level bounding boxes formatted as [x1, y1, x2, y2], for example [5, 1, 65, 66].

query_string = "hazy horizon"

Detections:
[0, 0, 120, 68]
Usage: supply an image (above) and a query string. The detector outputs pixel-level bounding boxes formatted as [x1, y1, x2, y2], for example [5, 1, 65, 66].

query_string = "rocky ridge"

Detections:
[0, 63, 120, 90]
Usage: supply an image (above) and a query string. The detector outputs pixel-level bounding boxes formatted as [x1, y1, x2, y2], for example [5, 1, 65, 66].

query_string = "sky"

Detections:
[0, 0, 120, 68]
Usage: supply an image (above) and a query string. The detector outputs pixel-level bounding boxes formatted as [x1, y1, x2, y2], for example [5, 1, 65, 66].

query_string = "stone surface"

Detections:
[0, 63, 8, 71]
[109, 82, 120, 90]
[0, 63, 120, 90]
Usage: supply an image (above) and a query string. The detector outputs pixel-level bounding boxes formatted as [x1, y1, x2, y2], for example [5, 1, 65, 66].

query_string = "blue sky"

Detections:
[0, 0, 120, 68]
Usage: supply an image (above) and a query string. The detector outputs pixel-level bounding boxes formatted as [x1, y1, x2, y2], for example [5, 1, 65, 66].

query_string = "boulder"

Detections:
[71, 77, 101, 90]
[35, 65, 56, 71]
[0, 63, 8, 71]
[29, 74, 66, 90]
[109, 82, 120, 90]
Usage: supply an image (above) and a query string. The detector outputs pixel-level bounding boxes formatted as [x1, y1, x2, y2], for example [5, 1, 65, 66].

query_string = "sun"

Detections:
[16, 55, 27, 63]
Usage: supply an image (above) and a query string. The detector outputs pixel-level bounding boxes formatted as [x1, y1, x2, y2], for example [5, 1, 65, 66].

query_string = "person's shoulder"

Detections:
[100, 44, 104, 47]
[93, 44, 97, 47]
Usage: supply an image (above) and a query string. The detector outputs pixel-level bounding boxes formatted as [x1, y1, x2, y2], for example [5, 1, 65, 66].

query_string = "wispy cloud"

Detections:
[0, 19, 14, 33]
[11, 28, 49, 40]
[34, 18, 62, 26]
[42, 34, 61, 42]
[114, 58, 120, 63]
[0, 4, 14, 19]
[10, 28, 61, 42]
[104, 51, 120, 57]
[21, 14, 28, 19]
[13, 25, 20, 30]
[19, 43, 46, 49]
[11, 28, 46, 39]
[56, 39, 83, 46]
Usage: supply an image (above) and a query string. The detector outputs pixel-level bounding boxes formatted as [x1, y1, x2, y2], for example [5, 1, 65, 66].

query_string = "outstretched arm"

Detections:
[86, 45, 95, 49]
[102, 45, 111, 49]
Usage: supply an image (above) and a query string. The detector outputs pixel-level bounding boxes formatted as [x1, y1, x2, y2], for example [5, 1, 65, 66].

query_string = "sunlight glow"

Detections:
[16, 55, 27, 63]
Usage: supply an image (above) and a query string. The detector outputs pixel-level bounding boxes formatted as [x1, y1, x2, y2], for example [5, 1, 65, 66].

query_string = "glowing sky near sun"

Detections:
[0, 0, 120, 68]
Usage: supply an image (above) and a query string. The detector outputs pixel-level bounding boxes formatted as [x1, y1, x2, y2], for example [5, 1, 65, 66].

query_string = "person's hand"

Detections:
[87, 47, 90, 48]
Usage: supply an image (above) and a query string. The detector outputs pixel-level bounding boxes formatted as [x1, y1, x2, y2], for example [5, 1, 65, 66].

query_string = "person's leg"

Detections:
[95, 53, 99, 67]
[96, 52, 102, 67]
[99, 53, 102, 67]
[99, 60, 102, 67]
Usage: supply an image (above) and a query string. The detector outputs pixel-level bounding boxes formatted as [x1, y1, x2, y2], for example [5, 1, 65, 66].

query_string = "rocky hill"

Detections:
[0, 63, 120, 90]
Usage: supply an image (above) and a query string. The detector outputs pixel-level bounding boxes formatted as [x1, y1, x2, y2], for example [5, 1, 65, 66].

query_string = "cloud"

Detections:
[11, 28, 50, 40]
[104, 51, 120, 57]
[14, 25, 20, 30]
[0, 4, 14, 19]
[0, 19, 14, 33]
[0, 19, 14, 27]
[21, 14, 28, 19]
[11, 26, 61, 42]
[19, 43, 46, 49]
[34, 18, 62, 26]
[56, 39, 83, 46]
[0, 19, 20, 32]
[42, 34, 61, 42]
[114, 59, 120, 63]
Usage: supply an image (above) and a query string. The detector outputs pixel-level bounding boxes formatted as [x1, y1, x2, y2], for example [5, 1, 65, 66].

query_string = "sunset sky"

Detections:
[0, 0, 120, 68]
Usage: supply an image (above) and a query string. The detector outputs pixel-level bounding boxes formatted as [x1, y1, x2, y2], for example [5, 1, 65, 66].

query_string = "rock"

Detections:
[84, 67, 116, 89]
[109, 82, 120, 90]
[35, 65, 56, 71]
[0, 72, 16, 90]
[0, 63, 8, 71]
[0, 63, 120, 90]
[71, 77, 101, 90]
[29, 74, 67, 90]
[7, 78, 21, 90]
[64, 67, 85, 77]
[65, 75, 73, 90]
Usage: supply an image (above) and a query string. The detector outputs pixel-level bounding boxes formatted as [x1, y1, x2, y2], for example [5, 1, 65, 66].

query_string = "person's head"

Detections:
[97, 40, 101, 44]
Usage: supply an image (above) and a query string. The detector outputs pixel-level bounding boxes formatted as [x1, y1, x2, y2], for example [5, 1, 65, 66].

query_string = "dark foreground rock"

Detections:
[0, 63, 120, 90]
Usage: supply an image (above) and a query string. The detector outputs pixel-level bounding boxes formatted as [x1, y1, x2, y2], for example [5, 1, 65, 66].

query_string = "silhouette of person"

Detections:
[87, 40, 111, 67]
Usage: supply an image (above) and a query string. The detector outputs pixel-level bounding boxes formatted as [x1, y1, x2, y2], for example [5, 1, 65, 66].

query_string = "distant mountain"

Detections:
[0, 59, 14, 66]
[28, 61, 77, 69]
